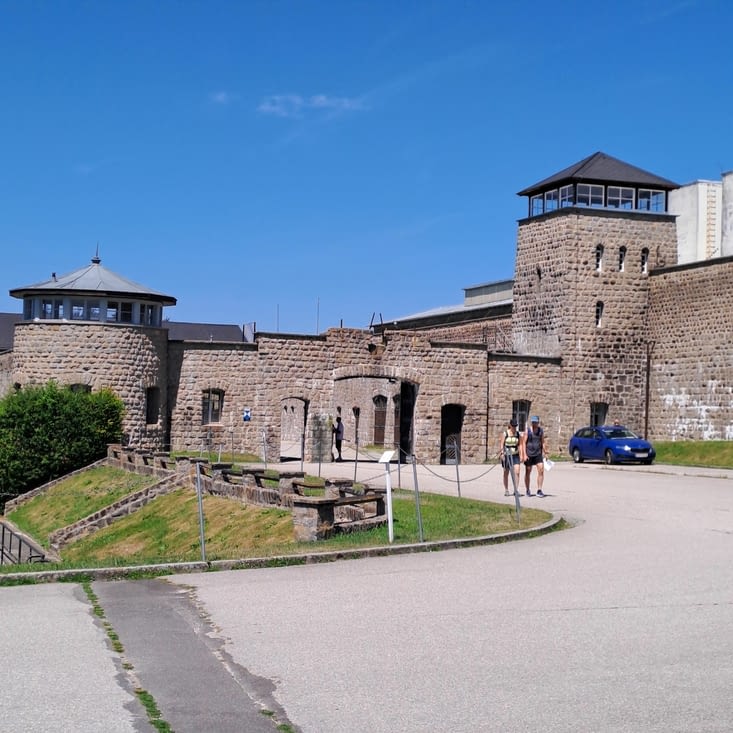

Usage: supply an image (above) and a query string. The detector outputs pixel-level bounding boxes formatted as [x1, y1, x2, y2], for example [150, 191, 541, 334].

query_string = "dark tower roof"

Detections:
[9, 256, 177, 306]
[517, 151, 679, 197]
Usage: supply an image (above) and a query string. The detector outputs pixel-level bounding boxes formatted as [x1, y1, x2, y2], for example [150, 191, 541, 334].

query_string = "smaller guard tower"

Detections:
[10, 255, 177, 450]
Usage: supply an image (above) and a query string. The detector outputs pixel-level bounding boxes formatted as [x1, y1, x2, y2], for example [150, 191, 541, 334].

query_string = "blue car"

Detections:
[568, 425, 656, 465]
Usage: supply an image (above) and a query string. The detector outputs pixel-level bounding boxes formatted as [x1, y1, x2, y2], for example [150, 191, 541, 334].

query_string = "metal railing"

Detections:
[0, 522, 46, 565]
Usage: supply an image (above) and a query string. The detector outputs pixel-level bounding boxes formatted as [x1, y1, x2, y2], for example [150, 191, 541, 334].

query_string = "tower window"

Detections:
[638, 189, 665, 212]
[641, 248, 650, 274]
[146, 387, 161, 425]
[577, 184, 604, 208]
[595, 244, 604, 272]
[531, 195, 544, 216]
[544, 189, 558, 212]
[618, 246, 627, 272]
[607, 187, 634, 209]
[560, 184, 574, 207]
[595, 301, 604, 327]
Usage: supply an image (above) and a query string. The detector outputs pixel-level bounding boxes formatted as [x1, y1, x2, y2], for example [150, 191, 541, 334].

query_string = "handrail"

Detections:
[0, 522, 46, 565]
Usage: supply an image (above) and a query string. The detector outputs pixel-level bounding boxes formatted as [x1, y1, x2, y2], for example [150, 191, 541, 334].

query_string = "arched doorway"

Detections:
[280, 397, 308, 460]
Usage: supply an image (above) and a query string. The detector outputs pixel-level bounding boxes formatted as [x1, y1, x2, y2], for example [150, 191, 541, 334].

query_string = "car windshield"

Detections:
[601, 428, 639, 439]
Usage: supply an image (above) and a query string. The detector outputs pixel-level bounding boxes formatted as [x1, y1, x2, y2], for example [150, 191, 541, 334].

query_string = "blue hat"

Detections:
[531, 415, 540, 422]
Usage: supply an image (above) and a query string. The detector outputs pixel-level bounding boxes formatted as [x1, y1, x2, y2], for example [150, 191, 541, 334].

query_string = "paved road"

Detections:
[2, 461, 732, 732]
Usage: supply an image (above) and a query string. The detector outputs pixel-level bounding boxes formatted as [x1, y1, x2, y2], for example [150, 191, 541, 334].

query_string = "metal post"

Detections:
[300, 433, 305, 474]
[384, 461, 394, 543]
[454, 459, 461, 498]
[195, 462, 207, 563]
[411, 454, 424, 542]
[261, 428, 268, 470]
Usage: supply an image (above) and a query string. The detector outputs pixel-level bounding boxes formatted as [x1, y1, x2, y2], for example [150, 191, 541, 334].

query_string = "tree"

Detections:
[0, 382, 124, 502]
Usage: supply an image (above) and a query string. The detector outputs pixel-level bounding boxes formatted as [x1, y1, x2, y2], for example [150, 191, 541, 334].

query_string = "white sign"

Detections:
[378, 450, 396, 464]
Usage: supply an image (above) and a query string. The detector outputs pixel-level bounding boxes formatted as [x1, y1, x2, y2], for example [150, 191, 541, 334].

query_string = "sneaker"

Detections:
[525, 491, 533, 497]
[504, 491, 511, 496]
[537, 490, 546, 497]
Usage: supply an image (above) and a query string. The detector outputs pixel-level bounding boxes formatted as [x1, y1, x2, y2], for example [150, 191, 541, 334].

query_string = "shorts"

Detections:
[502, 454, 520, 468]
[524, 454, 543, 467]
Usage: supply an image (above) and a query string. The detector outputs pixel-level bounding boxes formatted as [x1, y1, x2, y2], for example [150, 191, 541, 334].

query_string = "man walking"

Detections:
[522, 415, 548, 497]
[332, 416, 344, 461]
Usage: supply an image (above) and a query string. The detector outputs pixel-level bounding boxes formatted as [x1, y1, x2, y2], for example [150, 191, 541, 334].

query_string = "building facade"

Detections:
[3, 152, 733, 462]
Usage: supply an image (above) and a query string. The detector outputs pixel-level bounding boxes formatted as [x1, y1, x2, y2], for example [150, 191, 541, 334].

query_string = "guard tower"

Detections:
[9, 256, 177, 449]
[512, 151, 679, 429]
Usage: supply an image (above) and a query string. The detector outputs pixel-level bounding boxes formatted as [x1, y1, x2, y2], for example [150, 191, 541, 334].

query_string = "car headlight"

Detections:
[622, 445, 631, 451]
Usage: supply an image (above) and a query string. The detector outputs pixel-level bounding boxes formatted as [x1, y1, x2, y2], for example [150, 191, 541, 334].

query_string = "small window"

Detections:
[577, 184, 604, 208]
[23, 298, 33, 319]
[71, 300, 86, 320]
[146, 387, 161, 425]
[638, 189, 665, 212]
[531, 195, 544, 216]
[544, 189, 558, 212]
[512, 400, 531, 432]
[595, 301, 604, 327]
[618, 246, 627, 272]
[69, 383, 91, 393]
[590, 402, 608, 426]
[140, 304, 154, 326]
[607, 187, 634, 209]
[107, 302, 119, 322]
[120, 302, 133, 323]
[88, 300, 101, 321]
[641, 248, 650, 274]
[202, 389, 224, 424]
[560, 184, 575, 207]
[595, 244, 604, 272]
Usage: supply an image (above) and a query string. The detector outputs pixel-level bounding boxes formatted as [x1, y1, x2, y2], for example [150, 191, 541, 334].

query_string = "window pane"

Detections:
[88, 300, 101, 321]
[202, 390, 224, 424]
[545, 189, 558, 211]
[531, 195, 544, 216]
[590, 185, 604, 207]
[71, 300, 85, 320]
[120, 302, 133, 323]
[560, 185, 575, 207]
[608, 187, 634, 209]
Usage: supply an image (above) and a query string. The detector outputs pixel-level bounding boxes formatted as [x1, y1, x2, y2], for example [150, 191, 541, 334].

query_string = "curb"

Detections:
[0, 515, 565, 585]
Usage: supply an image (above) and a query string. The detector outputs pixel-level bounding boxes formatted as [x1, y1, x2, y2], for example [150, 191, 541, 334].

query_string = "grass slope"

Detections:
[2, 464, 550, 570]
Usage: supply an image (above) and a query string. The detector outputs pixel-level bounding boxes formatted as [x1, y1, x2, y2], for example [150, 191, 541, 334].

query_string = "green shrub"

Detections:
[0, 382, 124, 502]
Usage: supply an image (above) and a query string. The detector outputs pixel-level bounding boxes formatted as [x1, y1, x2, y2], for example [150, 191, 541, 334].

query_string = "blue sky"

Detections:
[1, 0, 730, 333]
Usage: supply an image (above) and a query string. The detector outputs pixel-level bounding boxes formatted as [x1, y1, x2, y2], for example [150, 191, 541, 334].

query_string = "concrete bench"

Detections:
[291, 493, 386, 541]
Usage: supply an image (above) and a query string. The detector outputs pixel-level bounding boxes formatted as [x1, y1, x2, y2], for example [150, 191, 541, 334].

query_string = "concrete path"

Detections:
[2, 461, 732, 732]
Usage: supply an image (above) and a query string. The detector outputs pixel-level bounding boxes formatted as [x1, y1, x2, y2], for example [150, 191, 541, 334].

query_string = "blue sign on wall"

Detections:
[243, 408, 251, 422]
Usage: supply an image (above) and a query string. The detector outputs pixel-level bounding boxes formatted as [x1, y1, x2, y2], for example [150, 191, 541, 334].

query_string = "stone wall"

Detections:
[648, 257, 733, 439]
[167, 328, 493, 464]
[12, 322, 169, 450]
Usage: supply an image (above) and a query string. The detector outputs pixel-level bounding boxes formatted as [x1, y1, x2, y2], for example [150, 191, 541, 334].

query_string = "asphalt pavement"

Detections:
[2, 460, 732, 732]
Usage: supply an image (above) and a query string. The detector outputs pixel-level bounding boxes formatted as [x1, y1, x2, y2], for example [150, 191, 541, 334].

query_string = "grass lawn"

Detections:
[1, 469, 551, 573]
[6, 467, 158, 549]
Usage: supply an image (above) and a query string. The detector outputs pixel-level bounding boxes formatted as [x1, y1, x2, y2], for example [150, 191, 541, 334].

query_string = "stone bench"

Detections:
[291, 493, 386, 541]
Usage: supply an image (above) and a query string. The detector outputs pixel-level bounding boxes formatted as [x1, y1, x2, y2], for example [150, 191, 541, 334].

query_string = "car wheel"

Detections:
[604, 449, 615, 465]
[572, 447, 583, 463]
[643, 458, 653, 465]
